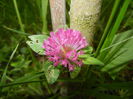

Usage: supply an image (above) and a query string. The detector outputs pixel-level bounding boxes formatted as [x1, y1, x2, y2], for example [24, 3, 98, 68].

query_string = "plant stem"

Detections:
[41, 0, 48, 34]
[13, 0, 24, 32]
[13, 0, 36, 63]
[43, 81, 52, 95]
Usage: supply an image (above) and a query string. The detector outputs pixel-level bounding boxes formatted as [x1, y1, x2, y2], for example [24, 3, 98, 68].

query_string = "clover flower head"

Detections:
[43, 28, 88, 71]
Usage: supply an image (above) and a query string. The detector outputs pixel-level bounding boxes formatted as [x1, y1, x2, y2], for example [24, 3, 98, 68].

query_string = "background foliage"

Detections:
[0, 0, 133, 98]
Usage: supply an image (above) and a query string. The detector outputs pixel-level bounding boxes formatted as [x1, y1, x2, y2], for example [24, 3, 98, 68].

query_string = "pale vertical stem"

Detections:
[42, 0, 48, 34]
[70, 0, 101, 45]
[49, 0, 66, 31]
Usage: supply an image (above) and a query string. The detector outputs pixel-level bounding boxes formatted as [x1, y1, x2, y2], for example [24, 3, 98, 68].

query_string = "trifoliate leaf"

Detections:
[26, 35, 48, 55]
[43, 62, 60, 84]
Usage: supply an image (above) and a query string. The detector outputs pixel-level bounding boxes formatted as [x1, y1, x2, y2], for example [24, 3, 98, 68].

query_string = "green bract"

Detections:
[79, 55, 104, 66]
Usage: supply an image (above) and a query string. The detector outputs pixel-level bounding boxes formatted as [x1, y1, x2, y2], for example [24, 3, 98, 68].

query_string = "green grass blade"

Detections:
[101, 29, 133, 52]
[98, 0, 131, 60]
[101, 29, 133, 79]
[0, 43, 19, 87]
[103, 30, 133, 64]
[95, 0, 121, 57]
[3, 26, 30, 35]
[13, 72, 44, 83]
[0, 80, 45, 88]
[13, 0, 24, 32]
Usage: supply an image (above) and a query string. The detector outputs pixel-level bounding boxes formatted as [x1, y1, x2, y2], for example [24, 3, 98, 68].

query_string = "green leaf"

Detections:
[97, 0, 131, 60]
[11, 55, 31, 69]
[82, 46, 93, 54]
[95, 0, 121, 57]
[43, 62, 60, 84]
[70, 66, 81, 79]
[83, 56, 104, 66]
[3, 26, 30, 35]
[13, 72, 44, 83]
[101, 29, 133, 79]
[26, 35, 48, 55]
[79, 54, 90, 59]
[0, 43, 19, 87]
